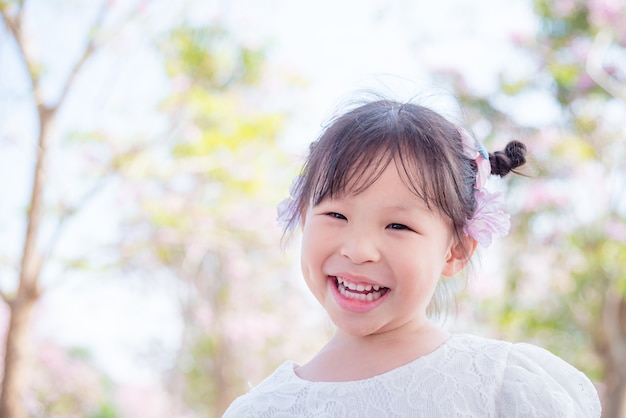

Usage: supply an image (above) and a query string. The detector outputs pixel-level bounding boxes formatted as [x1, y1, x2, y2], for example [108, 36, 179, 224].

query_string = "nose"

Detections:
[339, 229, 381, 264]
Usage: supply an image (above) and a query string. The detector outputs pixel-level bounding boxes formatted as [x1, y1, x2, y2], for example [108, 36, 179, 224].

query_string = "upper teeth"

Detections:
[337, 277, 381, 291]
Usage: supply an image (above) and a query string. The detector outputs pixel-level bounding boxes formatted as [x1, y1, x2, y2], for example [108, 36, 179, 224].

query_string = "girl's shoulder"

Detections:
[500, 338, 601, 417]
[448, 334, 601, 417]
[222, 361, 300, 417]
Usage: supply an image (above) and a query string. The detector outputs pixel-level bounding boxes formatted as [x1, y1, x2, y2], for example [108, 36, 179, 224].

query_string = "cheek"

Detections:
[300, 221, 314, 255]
[300, 222, 321, 275]
[300, 217, 337, 284]
[299, 225, 331, 303]
[301, 215, 330, 254]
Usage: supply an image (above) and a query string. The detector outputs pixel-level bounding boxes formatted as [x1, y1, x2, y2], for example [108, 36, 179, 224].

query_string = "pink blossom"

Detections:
[589, 0, 624, 26]
[553, 0, 578, 18]
[606, 218, 626, 242]
[523, 182, 570, 211]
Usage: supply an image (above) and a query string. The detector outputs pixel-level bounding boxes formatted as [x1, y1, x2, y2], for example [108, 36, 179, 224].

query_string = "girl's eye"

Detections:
[327, 212, 347, 220]
[388, 223, 410, 231]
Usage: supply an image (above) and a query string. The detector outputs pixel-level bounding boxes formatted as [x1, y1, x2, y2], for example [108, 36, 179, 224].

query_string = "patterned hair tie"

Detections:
[459, 129, 511, 247]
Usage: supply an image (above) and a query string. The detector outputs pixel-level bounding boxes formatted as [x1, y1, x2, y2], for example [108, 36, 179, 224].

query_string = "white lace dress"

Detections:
[222, 334, 601, 417]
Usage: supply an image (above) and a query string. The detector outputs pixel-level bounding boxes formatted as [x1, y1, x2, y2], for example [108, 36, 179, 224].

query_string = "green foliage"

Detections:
[551, 135, 596, 161]
[29, 344, 120, 418]
[161, 25, 265, 90]
[0, 0, 20, 13]
[180, 334, 222, 416]
[548, 62, 579, 89]
[568, 223, 626, 295]
[500, 77, 531, 96]
[120, 20, 301, 418]
[534, 0, 590, 41]
[88, 403, 120, 418]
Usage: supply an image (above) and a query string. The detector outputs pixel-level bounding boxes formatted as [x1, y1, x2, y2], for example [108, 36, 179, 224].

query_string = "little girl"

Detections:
[223, 97, 601, 417]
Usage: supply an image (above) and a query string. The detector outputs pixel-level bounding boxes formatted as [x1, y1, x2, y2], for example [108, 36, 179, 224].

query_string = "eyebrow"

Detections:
[385, 204, 412, 211]
[384, 203, 430, 214]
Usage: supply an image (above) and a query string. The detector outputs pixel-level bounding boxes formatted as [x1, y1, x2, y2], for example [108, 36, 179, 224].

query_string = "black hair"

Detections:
[283, 98, 526, 254]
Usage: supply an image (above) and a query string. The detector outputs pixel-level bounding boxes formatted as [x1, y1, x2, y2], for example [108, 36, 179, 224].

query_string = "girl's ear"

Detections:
[442, 236, 477, 277]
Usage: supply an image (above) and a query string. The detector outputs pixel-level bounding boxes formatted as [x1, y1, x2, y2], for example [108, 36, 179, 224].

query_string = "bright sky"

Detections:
[228, 0, 536, 140]
[1, 0, 534, 387]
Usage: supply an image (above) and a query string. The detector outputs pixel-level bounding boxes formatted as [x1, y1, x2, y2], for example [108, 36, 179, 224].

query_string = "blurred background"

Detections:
[1, 0, 625, 417]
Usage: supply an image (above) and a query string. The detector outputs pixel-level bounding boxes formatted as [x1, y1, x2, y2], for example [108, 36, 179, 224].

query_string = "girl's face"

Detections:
[300, 161, 470, 338]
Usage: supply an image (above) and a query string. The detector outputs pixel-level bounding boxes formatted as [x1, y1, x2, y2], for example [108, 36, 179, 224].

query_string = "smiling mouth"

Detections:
[335, 276, 390, 302]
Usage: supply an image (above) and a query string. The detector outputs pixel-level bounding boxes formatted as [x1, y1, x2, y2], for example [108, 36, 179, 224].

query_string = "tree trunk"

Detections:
[214, 322, 236, 417]
[600, 291, 626, 418]
[1, 4, 102, 416]
[0, 296, 38, 418]
[601, 367, 626, 418]
[0, 107, 51, 418]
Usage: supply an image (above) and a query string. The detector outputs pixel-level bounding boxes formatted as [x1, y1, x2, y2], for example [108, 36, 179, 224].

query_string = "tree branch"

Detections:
[603, 289, 626, 379]
[0, 6, 42, 106]
[587, 30, 626, 101]
[15, 0, 25, 28]
[56, 0, 152, 111]
[0, 291, 11, 306]
[53, 0, 108, 111]
[43, 174, 114, 263]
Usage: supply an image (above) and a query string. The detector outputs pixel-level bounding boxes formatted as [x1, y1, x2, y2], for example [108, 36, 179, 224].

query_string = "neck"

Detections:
[296, 321, 449, 382]
[332, 320, 449, 354]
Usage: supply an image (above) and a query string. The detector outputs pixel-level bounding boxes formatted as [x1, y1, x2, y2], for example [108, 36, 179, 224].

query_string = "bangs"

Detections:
[310, 137, 393, 205]
[291, 99, 472, 237]
[393, 129, 461, 220]
[306, 103, 452, 215]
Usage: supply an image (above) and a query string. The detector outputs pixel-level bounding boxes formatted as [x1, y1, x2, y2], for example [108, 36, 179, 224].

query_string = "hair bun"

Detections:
[489, 140, 527, 177]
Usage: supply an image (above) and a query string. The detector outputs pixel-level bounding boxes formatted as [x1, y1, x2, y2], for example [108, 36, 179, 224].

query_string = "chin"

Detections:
[330, 317, 384, 338]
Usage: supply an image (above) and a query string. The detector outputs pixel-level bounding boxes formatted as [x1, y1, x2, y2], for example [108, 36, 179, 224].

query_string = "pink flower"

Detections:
[464, 190, 511, 247]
